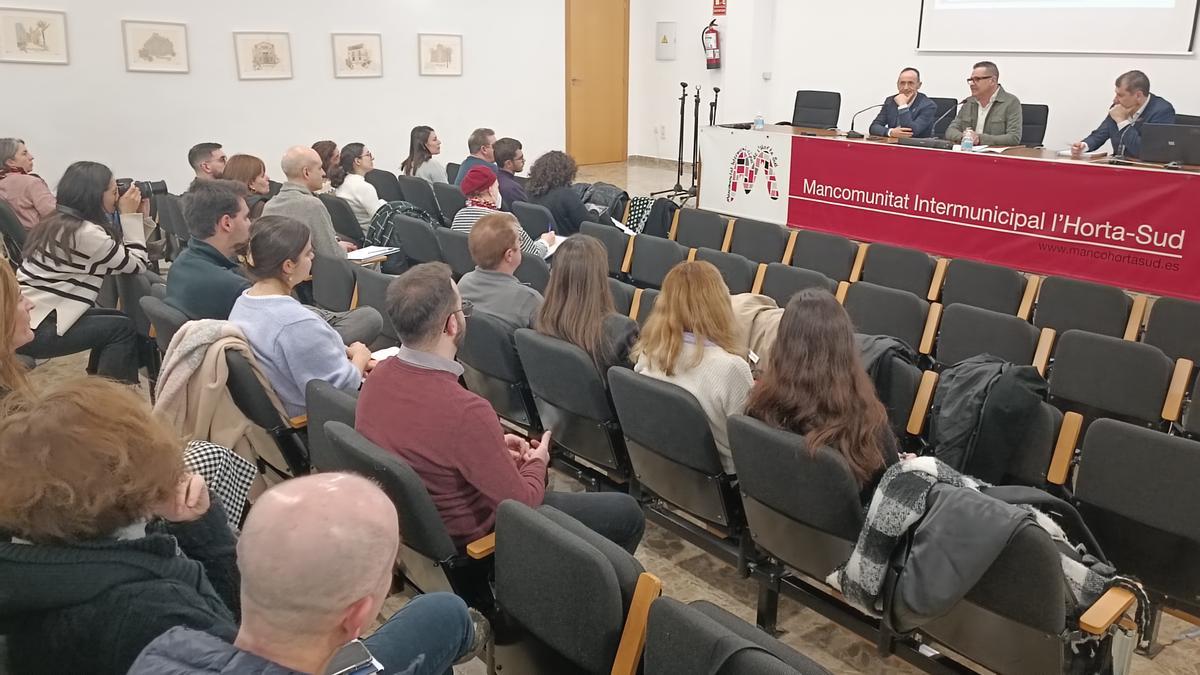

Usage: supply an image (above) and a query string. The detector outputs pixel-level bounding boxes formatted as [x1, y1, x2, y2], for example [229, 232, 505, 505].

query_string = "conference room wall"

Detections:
[629, 0, 1200, 159]
[4, 0, 565, 192]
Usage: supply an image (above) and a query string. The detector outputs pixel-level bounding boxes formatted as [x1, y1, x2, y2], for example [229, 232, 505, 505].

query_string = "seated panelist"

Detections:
[868, 67, 937, 139]
[1071, 70, 1175, 159]
[945, 61, 1023, 147]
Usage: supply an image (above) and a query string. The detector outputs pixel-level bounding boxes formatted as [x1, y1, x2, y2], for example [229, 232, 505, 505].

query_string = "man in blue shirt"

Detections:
[493, 137, 527, 211]
[869, 67, 938, 139]
[1071, 70, 1175, 159]
[453, 128, 499, 186]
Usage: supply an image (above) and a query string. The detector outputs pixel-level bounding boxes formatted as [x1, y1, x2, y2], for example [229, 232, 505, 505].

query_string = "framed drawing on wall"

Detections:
[0, 7, 68, 64]
[122, 20, 188, 73]
[233, 31, 292, 80]
[332, 33, 382, 78]
[417, 33, 461, 76]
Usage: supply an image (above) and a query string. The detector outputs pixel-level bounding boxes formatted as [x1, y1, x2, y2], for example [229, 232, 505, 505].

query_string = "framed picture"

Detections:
[417, 33, 462, 76]
[122, 20, 188, 73]
[233, 31, 292, 80]
[332, 33, 382, 78]
[0, 7, 68, 64]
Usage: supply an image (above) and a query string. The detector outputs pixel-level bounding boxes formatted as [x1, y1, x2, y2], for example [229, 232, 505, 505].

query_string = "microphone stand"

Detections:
[686, 86, 701, 199]
[845, 104, 883, 139]
[709, 87, 721, 126]
[652, 82, 692, 198]
[1108, 122, 1134, 165]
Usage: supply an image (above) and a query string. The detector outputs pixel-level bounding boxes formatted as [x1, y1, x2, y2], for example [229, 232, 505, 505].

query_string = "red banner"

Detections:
[786, 136, 1200, 300]
[713, 0, 728, 16]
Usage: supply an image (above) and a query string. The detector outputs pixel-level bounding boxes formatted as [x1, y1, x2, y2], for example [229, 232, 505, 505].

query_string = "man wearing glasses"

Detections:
[869, 67, 938, 139]
[457, 213, 546, 329]
[945, 61, 1024, 147]
[453, 127, 499, 187]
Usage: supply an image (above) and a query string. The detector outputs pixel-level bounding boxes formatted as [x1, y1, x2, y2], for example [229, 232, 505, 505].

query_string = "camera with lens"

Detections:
[116, 178, 169, 197]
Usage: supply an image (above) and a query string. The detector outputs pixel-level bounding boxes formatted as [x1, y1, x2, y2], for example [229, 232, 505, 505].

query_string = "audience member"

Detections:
[458, 213, 545, 329]
[401, 125, 448, 184]
[357, 262, 644, 553]
[312, 139, 339, 194]
[187, 142, 227, 190]
[261, 146, 352, 259]
[0, 263, 33, 393]
[453, 127, 498, 186]
[744, 290, 902, 505]
[453, 166, 553, 258]
[0, 377, 239, 675]
[333, 142, 387, 232]
[0, 138, 55, 229]
[221, 154, 272, 219]
[493, 137, 528, 210]
[16, 161, 147, 383]
[130, 473, 486, 675]
[536, 235, 638, 375]
[633, 261, 752, 474]
[229, 216, 370, 417]
[528, 150, 596, 235]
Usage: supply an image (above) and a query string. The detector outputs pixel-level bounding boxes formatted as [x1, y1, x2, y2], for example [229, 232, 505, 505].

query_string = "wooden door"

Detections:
[565, 0, 629, 165]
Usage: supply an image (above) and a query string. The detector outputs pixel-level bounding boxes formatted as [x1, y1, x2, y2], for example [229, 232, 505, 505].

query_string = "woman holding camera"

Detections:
[16, 160, 148, 383]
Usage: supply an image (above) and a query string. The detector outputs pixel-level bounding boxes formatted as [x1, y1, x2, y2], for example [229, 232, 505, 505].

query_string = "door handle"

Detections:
[570, 77, 582, 84]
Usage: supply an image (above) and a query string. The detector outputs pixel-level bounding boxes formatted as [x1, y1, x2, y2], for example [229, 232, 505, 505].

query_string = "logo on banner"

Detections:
[727, 145, 781, 202]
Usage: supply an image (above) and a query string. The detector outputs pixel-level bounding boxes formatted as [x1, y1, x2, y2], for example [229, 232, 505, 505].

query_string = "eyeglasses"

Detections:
[455, 299, 473, 319]
[966, 76, 995, 84]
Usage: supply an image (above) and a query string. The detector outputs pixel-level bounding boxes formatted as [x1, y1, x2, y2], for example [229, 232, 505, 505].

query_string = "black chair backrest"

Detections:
[396, 175, 445, 226]
[116, 272, 155, 338]
[1048, 329, 1172, 425]
[1173, 113, 1200, 126]
[608, 367, 725, 476]
[629, 236, 688, 289]
[728, 218, 789, 264]
[139, 296, 189, 353]
[634, 288, 660, 325]
[324, 421, 458, 561]
[860, 243, 935, 298]
[351, 265, 399, 344]
[792, 90, 841, 128]
[930, 97, 958, 137]
[609, 277, 636, 317]
[1142, 296, 1200, 364]
[365, 169, 403, 203]
[515, 328, 615, 422]
[394, 214, 443, 266]
[696, 248, 756, 294]
[446, 162, 461, 184]
[225, 349, 309, 475]
[311, 254, 356, 312]
[434, 227, 474, 278]
[514, 253, 550, 293]
[759, 263, 836, 307]
[512, 200, 556, 240]
[1020, 104, 1050, 146]
[154, 192, 190, 243]
[432, 182, 467, 222]
[1033, 276, 1131, 338]
[941, 258, 1026, 315]
[936, 303, 1039, 366]
[305, 379, 357, 470]
[460, 311, 524, 382]
[789, 230, 857, 282]
[0, 201, 28, 263]
[673, 209, 728, 250]
[843, 282, 928, 349]
[581, 222, 631, 276]
[317, 193, 365, 246]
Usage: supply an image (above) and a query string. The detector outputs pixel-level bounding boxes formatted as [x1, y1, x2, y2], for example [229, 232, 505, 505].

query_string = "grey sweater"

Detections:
[260, 182, 345, 260]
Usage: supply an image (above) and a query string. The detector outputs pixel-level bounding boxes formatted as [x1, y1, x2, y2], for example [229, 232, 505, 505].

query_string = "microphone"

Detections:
[845, 104, 883, 139]
[929, 98, 968, 139]
[1110, 121, 1134, 164]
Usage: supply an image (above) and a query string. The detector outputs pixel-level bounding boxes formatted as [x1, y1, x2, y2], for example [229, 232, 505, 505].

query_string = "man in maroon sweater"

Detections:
[356, 262, 644, 553]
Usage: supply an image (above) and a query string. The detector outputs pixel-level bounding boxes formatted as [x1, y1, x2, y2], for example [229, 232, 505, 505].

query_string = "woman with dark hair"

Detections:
[744, 289, 902, 505]
[229, 216, 371, 416]
[16, 160, 148, 383]
[311, 140, 339, 194]
[528, 150, 596, 236]
[222, 154, 271, 219]
[536, 235, 637, 376]
[400, 125, 447, 184]
[332, 142, 386, 232]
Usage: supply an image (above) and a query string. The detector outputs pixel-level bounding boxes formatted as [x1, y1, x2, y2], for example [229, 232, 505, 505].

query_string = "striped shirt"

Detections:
[451, 205, 548, 258]
[18, 214, 148, 335]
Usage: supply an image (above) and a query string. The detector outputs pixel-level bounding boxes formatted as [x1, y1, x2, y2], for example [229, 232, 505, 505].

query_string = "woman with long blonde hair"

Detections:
[632, 261, 752, 473]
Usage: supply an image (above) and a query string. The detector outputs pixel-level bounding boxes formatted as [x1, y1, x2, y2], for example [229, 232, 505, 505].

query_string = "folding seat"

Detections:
[695, 248, 756, 294]
[458, 311, 541, 433]
[581, 221, 631, 277]
[858, 242, 937, 299]
[0, 201, 28, 263]
[393, 214, 443, 268]
[492, 501, 661, 675]
[841, 281, 931, 351]
[609, 278, 636, 317]
[224, 350, 310, 479]
[139, 296, 190, 354]
[514, 252, 550, 293]
[311, 253, 356, 312]
[396, 175, 445, 225]
[788, 229, 859, 283]
[728, 217, 790, 264]
[623, 235, 688, 289]
[116, 271, 162, 387]
[512, 200, 558, 240]
[669, 208, 730, 251]
[304, 379, 357, 472]
[630, 288, 660, 326]
[1141, 296, 1200, 365]
[317, 193, 366, 246]
[365, 168, 403, 203]
[323, 422, 495, 609]
[753, 262, 836, 307]
[433, 227, 474, 279]
[515, 329, 632, 486]
[431, 182, 466, 222]
[940, 257, 1031, 316]
[934, 303, 1044, 370]
[644, 597, 831, 675]
[1033, 275, 1141, 340]
[446, 162, 461, 184]
[348, 265, 399, 348]
[152, 192, 190, 253]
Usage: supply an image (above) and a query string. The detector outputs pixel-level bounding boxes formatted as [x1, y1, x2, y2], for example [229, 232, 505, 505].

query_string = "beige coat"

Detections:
[730, 293, 785, 372]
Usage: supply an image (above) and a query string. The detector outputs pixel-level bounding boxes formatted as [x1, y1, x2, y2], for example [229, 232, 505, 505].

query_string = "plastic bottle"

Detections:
[961, 129, 975, 152]
[753, 114, 765, 131]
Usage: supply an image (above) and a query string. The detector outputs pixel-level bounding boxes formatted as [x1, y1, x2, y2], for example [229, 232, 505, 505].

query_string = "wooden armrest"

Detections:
[1123, 294, 1148, 341]
[906, 370, 939, 436]
[1047, 411, 1082, 485]
[782, 229, 798, 264]
[667, 210, 680, 241]
[835, 281, 850, 304]
[352, 255, 389, 266]
[629, 288, 644, 321]
[721, 219, 736, 252]
[1162, 358, 1193, 422]
[466, 532, 496, 560]
[1032, 327, 1056, 377]
[621, 235, 635, 273]
[849, 243, 868, 283]
[928, 258, 949, 302]
[1017, 275, 1041, 321]
[610, 572, 662, 675]
[1080, 587, 1135, 635]
[1164, 606, 1200, 627]
[349, 283, 360, 310]
[918, 302, 943, 355]
[686, 248, 697, 262]
[621, 201, 631, 224]
[148, 324, 157, 338]
[751, 263, 767, 295]
[289, 415, 308, 429]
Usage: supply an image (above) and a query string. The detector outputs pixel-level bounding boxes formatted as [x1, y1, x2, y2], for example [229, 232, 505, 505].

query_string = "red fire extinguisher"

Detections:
[703, 20, 721, 70]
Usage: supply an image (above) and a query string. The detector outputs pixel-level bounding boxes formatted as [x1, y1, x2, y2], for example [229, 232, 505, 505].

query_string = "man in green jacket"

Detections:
[945, 61, 1024, 147]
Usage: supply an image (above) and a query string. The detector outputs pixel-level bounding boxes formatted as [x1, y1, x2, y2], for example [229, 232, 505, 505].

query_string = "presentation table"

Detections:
[698, 124, 1200, 301]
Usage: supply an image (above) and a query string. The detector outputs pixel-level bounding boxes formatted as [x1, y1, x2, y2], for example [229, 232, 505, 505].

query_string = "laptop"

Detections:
[1139, 123, 1200, 165]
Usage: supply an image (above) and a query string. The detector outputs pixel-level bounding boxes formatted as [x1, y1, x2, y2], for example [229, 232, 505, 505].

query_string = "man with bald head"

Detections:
[130, 473, 484, 674]
[261, 146, 354, 260]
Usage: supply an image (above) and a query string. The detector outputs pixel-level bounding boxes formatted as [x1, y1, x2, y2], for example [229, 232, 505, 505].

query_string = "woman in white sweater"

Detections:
[332, 142, 386, 232]
[16, 161, 148, 383]
[633, 261, 753, 474]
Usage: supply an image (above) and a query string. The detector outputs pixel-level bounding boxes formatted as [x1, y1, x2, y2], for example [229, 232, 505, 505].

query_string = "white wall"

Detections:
[630, 0, 1200, 159]
[3, 0, 565, 191]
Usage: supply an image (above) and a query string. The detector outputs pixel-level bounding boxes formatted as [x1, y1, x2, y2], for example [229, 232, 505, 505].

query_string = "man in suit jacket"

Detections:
[869, 67, 938, 139]
[1071, 70, 1175, 159]
[945, 61, 1024, 147]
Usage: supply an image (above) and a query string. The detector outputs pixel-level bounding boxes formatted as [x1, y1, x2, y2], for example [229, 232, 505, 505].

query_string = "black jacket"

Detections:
[0, 500, 239, 675]
[532, 185, 597, 236]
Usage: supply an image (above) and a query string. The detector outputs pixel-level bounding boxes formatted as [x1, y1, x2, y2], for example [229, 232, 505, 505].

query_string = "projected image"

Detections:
[936, 0, 1174, 7]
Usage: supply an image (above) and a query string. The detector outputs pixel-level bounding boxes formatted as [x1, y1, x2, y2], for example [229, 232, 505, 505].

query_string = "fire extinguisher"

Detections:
[703, 19, 721, 70]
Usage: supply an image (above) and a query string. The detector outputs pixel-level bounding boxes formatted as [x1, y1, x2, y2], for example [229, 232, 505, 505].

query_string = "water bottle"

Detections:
[753, 113, 765, 131]
[961, 129, 975, 152]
